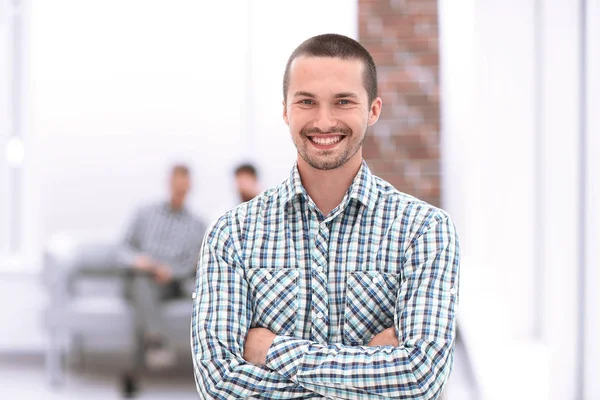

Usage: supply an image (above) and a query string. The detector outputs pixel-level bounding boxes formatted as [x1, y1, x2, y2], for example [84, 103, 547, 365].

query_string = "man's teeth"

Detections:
[311, 136, 342, 145]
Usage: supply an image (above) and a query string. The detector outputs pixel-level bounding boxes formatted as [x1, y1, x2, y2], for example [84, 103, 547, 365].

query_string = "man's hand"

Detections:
[367, 327, 399, 347]
[133, 255, 156, 272]
[133, 256, 172, 284]
[153, 264, 173, 284]
[243, 328, 276, 366]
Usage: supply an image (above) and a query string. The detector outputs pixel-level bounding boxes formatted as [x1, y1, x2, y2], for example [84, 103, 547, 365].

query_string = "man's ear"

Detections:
[282, 100, 289, 125]
[368, 97, 383, 126]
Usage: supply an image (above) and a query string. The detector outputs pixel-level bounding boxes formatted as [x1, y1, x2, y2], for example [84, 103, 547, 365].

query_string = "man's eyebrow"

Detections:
[292, 91, 359, 99]
[334, 92, 359, 98]
[293, 91, 316, 98]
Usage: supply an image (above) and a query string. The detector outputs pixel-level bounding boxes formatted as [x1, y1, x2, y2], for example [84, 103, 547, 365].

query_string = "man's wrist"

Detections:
[265, 335, 311, 381]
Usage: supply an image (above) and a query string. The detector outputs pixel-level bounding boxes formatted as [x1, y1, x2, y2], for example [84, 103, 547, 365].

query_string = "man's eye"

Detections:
[301, 99, 314, 105]
[338, 100, 351, 105]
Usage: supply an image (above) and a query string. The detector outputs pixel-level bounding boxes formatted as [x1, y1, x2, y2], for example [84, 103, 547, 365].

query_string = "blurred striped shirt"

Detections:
[120, 202, 206, 280]
[192, 161, 460, 399]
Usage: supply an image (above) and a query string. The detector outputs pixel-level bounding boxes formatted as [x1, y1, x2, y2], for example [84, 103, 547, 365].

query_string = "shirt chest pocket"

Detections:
[343, 271, 399, 346]
[246, 268, 300, 336]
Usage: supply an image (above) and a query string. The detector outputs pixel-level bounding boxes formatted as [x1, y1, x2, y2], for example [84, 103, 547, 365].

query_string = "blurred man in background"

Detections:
[234, 163, 261, 203]
[119, 164, 206, 369]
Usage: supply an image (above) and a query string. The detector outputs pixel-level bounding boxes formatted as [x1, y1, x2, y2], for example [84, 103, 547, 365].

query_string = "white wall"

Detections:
[474, 0, 538, 341]
[441, 0, 592, 398]
[32, 0, 250, 243]
[440, 0, 537, 341]
[584, 0, 600, 397]
[0, 0, 12, 254]
[33, 0, 358, 246]
[0, 0, 39, 264]
[539, 1, 583, 398]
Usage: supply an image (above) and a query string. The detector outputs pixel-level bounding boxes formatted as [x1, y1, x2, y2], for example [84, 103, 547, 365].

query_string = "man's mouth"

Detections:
[308, 135, 344, 146]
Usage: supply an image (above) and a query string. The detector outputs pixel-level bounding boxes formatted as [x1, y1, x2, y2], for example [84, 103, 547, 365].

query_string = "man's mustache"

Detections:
[301, 127, 352, 136]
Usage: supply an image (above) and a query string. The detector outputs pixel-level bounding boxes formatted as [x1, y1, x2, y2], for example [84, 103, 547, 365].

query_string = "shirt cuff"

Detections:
[265, 335, 311, 381]
[116, 249, 139, 269]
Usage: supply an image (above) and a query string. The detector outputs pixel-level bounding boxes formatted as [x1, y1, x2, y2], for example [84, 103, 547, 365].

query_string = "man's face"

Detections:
[170, 172, 190, 202]
[283, 56, 381, 171]
[235, 172, 258, 202]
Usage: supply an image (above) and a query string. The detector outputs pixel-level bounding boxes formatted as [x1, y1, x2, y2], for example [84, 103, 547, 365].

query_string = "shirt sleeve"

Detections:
[265, 215, 460, 400]
[191, 216, 306, 399]
[170, 219, 207, 280]
[116, 208, 145, 268]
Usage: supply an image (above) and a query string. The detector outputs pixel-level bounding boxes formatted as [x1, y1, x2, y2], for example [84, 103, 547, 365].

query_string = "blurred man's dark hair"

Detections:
[171, 164, 190, 176]
[234, 163, 260, 203]
[234, 163, 258, 178]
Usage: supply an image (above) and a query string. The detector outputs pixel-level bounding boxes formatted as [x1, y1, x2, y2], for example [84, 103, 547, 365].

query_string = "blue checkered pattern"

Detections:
[191, 161, 460, 399]
[120, 202, 206, 280]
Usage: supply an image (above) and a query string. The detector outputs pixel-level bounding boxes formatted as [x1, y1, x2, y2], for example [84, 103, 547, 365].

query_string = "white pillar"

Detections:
[584, 0, 600, 397]
[539, 0, 583, 398]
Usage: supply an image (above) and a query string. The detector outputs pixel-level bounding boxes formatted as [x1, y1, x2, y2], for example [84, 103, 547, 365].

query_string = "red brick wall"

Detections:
[359, 0, 441, 207]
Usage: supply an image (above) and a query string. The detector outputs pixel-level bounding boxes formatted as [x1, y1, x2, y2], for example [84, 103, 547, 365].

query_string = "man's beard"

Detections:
[295, 126, 365, 171]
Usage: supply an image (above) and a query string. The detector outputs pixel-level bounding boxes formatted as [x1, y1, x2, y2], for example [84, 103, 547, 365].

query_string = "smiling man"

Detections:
[192, 33, 460, 399]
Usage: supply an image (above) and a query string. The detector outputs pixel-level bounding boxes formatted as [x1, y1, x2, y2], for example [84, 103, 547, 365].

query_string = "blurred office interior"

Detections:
[0, 0, 598, 399]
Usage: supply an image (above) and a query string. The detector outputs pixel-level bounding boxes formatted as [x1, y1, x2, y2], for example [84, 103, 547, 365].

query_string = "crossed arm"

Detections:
[244, 326, 398, 366]
[191, 215, 459, 399]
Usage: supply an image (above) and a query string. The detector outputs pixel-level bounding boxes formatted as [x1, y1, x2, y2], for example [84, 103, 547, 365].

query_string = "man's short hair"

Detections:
[171, 164, 190, 176]
[234, 163, 258, 178]
[282, 33, 378, 105]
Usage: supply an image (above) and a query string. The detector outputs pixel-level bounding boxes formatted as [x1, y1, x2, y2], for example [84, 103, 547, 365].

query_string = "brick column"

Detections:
[359, 0, 441, 207]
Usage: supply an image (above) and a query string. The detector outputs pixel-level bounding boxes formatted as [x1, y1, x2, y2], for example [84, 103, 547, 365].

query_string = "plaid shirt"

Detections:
[192, 161, 460, 399]
[119, 202, 206, 280]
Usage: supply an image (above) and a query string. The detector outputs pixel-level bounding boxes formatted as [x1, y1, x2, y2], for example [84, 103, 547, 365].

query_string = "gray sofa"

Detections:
[42, 235, 194, 392]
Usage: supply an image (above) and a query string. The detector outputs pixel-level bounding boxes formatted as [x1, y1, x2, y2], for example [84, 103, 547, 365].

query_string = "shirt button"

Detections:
[372, 276, 380, 284]
[316, 312, 324, 320]
[265, 273, 273, 281]
[316, 266, 324, 273]
[191, 292, 197, 299]
[320, 222, 327, 229]
[449, 287, 457, 295]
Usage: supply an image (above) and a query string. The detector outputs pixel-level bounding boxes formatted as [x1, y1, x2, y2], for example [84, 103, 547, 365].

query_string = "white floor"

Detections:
[0, 354, 198, 399]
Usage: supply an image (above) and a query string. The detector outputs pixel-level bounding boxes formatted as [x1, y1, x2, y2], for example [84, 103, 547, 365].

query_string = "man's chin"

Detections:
[305, 157, 346, 171]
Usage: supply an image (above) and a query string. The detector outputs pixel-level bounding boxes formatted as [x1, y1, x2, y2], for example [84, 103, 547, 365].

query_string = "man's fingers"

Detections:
[243, 328, 276, 366]
[367, 327, 399, 347]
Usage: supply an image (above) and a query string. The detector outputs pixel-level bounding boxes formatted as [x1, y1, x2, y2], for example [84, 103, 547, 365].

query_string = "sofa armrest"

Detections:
[42, 238, 124, 305]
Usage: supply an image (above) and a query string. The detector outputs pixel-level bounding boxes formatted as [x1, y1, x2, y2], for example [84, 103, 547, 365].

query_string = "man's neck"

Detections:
[297, 155, 362, 216]
[240, 191, 259, 203]
[169, 198, 185, 212]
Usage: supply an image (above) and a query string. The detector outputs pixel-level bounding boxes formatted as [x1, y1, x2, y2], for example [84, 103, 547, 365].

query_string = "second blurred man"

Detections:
[234, 163, 261, 203]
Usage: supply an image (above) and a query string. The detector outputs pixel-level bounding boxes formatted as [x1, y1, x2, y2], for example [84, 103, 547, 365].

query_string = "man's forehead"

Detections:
[288, 56, 366, 95]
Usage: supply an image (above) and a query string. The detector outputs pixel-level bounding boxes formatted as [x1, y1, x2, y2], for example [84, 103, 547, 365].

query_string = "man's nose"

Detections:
[314, 105, 337, 132]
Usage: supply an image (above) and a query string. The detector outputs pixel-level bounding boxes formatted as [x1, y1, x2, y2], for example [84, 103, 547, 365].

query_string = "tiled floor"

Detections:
[0, 354, 198, 399]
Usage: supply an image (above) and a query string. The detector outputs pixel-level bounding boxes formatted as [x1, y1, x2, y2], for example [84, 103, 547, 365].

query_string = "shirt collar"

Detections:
[280, 162, 306, 206]
[280, 160, 377, 210]
[347, 160, 377, 209]
[163, 201, 188, 215]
